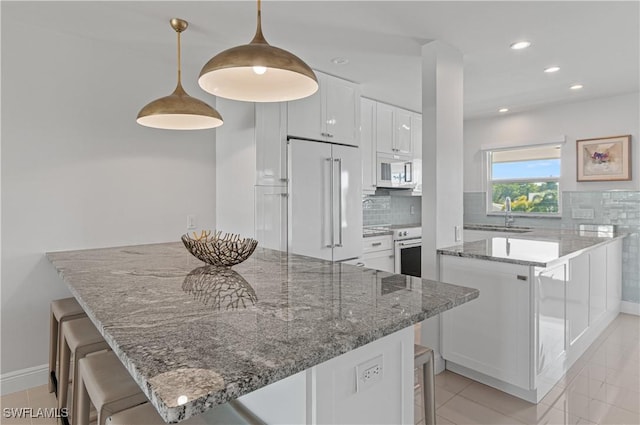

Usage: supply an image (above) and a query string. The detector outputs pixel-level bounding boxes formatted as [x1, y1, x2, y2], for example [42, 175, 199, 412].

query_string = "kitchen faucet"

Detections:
[505, 197, 514, 228]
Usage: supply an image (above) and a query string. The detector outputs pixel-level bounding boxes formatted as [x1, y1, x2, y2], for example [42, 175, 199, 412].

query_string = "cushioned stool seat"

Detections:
[75, 351, 148, 425]
[414, 344, 435, 425]
[107, 400, 265, 425]
[58, 317, 109, 424]
[49, 297, 86, 394]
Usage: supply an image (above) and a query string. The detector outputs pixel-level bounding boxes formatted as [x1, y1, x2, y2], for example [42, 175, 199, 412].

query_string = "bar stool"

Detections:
[414, 344, 435, 425]
[107, 400, 265, 425]
[49, 297, 86, 395]
[75, 351, 148, 425]
[58, 317, 110, 423]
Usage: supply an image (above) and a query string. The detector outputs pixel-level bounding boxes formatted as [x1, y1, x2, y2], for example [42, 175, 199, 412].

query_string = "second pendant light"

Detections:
[198, 0, 318, 103]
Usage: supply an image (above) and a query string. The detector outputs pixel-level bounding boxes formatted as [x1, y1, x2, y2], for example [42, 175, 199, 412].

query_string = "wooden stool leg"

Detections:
[49, 309, 58, 393]
[76, 368, 90, 425]
[422, 351, 435, 425]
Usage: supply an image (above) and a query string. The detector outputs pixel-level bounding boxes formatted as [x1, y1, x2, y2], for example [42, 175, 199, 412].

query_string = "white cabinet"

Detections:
[589, 245, 607, 325]
[441, 257, 531, 389]
[410, 113, 422, 194]
[375, 102, 413, 156]
[256, 103, 287, 186]
[287, 72, 360, 147]
[360, 98, 377, 194]
[255, 186, 287, 251]
[440, 238, 624, 403]
[606, 239, 623, 312]
[362, 235, 394, 273]
[567, 253, 590, 346]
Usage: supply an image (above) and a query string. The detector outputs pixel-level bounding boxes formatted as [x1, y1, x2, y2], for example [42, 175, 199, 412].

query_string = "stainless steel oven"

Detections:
[393, 227, 422, 277]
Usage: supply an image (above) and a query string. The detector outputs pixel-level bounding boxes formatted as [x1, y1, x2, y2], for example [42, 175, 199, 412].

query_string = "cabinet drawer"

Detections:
[363, 235, 393, 253]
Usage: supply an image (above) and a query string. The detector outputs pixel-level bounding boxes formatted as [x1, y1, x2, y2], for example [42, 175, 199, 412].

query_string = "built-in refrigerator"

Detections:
[288, 138, 362, 262]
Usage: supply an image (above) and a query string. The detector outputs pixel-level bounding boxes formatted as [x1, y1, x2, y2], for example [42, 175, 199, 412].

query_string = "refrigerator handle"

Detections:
[334, 158, 343, 247]
[326, 158, 334, 248]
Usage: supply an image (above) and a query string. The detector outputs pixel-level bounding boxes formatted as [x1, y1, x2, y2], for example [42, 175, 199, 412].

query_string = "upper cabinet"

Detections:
[360, 98, 377, 194]
[288, 71, 360, 147]
[256, 103, 288, 186]
[376, 102, 413, 156]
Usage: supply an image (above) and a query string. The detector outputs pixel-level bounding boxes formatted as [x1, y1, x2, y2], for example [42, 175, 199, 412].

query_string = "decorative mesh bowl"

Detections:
[181, 231, 258, 267]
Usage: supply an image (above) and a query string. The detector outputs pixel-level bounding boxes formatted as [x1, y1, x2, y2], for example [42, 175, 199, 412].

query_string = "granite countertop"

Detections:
[439, 227, 627, 267]
[47, 243, 477, 423]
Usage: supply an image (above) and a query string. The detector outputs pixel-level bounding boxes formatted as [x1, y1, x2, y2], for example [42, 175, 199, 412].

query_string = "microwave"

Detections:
[376, 153, 415, 189]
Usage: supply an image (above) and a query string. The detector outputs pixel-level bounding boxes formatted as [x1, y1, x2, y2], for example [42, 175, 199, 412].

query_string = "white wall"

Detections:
[464, 92, 640, 193]
[1, 6, 217, 382]
[215, 99, 256, 238]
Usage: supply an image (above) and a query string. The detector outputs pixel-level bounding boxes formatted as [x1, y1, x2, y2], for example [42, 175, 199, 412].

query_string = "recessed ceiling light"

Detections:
[510, 41, 531, 50]
[499, 108, 509, 113]
[570, 84, 584, 90]
[544, 66, 560, 73]
[331, 57, 349, 65]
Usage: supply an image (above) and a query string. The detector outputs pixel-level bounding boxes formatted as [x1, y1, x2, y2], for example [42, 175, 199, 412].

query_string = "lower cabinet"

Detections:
[441, 238, 623, 403]
[362, 235, 394, 273]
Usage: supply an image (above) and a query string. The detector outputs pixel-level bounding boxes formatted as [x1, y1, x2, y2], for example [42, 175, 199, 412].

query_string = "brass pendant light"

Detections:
[137, 18, 223, 130]
[198, 0, 318, 102]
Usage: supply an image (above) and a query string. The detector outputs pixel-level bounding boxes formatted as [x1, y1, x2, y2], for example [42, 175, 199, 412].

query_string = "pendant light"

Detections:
[198, 0, 318, 102]
[137, 18, 223, 130]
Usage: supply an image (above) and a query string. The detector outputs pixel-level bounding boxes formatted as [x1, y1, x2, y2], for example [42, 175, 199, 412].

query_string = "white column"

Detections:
[420, 41, 464, 370]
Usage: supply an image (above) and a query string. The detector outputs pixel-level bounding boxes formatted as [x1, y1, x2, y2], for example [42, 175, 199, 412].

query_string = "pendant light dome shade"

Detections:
[137, 18, 223, 130]
[198, 0, 318, 102]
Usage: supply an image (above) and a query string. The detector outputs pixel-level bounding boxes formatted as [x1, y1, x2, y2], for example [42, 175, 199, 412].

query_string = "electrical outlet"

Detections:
[355, 354, 383, 392]
[410, 205, 415, 215]
[455, 225, 462, 242]
[187, 215, 197, 230]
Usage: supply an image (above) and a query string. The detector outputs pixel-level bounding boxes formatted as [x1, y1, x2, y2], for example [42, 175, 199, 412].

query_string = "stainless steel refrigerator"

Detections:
[288, 138, 362, 262]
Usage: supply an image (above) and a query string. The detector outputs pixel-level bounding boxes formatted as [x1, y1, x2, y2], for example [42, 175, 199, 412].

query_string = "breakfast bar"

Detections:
[47, 243, 478, 423]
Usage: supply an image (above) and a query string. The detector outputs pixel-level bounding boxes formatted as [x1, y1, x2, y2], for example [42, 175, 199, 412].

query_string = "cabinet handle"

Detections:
[371, 242, 382, 246]
[517, 275, 528, 281]
[356, 262, 365, 267]
[328, 133, 334, 138]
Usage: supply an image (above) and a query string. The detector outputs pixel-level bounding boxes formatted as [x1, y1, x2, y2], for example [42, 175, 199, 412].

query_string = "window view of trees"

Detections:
[491, 182, 559, 213]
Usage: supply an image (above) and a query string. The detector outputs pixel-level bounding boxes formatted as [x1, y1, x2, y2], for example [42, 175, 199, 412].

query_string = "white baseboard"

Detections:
[0, 364, 48, 396]
[621, 301, 640, 316]
[434, 352, 445, 374]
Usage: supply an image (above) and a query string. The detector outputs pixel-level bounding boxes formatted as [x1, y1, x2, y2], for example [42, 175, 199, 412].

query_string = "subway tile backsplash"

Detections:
[363, 193, 421, 227]
[464, 191, 640, 304]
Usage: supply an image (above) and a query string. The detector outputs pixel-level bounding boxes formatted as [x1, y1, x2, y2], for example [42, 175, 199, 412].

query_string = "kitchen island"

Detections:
[47, 243, 478, 424]
[437, 227, 626, 403]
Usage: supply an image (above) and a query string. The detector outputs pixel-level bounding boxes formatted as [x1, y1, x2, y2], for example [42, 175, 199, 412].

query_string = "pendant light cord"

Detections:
[252, 0, 267, 44]
[177, 30, 182, 86]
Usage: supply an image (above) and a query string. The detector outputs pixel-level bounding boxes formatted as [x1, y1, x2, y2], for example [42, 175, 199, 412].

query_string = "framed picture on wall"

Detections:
[576, 135, 632, 182]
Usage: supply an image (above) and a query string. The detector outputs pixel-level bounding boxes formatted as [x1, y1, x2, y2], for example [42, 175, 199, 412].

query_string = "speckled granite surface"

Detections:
[439, 228, 627, 267]
[47, 243, 478, 423]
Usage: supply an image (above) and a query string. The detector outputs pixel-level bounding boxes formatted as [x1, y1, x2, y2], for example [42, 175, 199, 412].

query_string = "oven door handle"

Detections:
[397, 241, 422, 248]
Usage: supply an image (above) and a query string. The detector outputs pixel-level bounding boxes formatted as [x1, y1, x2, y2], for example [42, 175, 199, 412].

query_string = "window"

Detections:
[487, 145, 561, 215]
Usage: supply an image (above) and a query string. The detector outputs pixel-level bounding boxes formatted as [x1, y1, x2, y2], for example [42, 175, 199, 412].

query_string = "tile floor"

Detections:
[414, 313, 639, 425]
[1, 314, 638, 425]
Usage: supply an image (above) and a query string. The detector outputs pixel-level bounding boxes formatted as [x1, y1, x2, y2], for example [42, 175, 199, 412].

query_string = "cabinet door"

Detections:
[287, 75, 324, 141]
[376, 103, 395, 154]
[325, 76, 359, 146]
[606, 239, 623, 312]
[360, 98, 377, 193]
[255, 186, 287, 251]
[363, 250, 395, 273]
[567, 254, 590, 346]
[411, 114, 422, 193]
[394, 109, 412, 155]
[536, 264, 566, 376]
[256, 103, 287, 186]
[441, 256, 531, 389]
[589, 246, 607, 325]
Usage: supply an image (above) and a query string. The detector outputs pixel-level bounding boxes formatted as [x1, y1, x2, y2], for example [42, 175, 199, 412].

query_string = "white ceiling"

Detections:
[8, 1, 640, 119]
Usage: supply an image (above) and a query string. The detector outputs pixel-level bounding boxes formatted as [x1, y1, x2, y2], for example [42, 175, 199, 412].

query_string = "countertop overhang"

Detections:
[47, 243, 477, 423]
